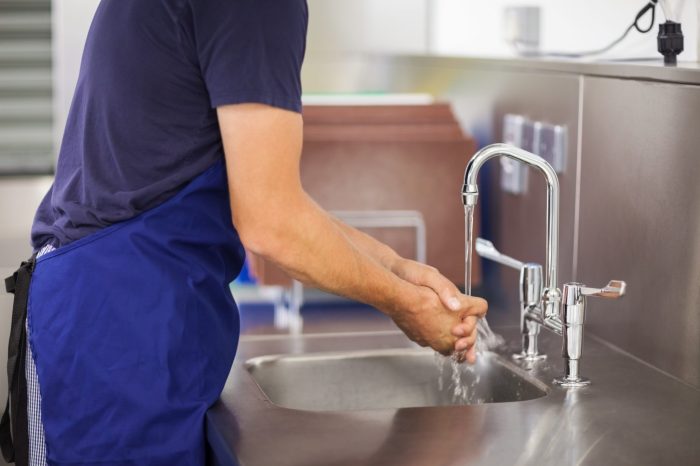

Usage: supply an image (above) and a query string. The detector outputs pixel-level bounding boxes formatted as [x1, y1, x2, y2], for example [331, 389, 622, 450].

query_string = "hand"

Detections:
[391, 258, 487, 360]
[453, 315, 479, 364]
[390, 283, 487, 358]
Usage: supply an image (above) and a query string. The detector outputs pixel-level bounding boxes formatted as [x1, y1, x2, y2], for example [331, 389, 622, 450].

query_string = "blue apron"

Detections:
[25, 160, 244, 465]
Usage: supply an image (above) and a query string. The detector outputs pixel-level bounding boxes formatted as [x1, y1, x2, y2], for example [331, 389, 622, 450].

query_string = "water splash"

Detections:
[476, 317, 505, 352]
[434, 352, 446, 391]
[433, 204, 506, 402]
[450, 354, 465, 400]
[433, 351, 481, 404]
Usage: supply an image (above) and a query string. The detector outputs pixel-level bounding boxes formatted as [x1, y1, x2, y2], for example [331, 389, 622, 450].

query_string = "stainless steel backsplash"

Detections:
[302, 54, 700, 388]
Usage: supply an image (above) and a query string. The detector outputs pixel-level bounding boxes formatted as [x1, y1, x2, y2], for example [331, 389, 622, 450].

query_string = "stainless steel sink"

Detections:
[245, 348, 548, 411]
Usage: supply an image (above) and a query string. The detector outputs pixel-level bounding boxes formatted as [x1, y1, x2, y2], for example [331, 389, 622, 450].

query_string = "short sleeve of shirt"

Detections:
[189, 0, 308, 113]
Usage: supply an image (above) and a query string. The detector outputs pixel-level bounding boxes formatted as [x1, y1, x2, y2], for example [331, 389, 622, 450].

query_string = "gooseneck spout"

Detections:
[461, 143, 561, 320]
[465, 143, 627, 386]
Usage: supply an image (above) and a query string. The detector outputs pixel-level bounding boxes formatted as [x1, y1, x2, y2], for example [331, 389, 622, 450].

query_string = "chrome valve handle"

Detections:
[554, 280, 627, 387]
[579, 280, 627, 299]
[475, 238, 546, 361]
[475, 238, 524, 270]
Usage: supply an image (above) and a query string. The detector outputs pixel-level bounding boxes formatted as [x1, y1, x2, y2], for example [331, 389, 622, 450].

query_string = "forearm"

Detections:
[218, 103, 485, 358]
[240, 192, 412, 317]
[330, 216, 400, 270]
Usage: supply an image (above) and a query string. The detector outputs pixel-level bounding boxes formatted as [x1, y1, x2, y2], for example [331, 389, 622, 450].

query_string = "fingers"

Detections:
[466, 345, 477, 364]
[454, 338, 469, 352]
[396, 260, 487, 317]
[454, 342, 478, 364]
[454, 331, 477, 352]
[451, 316, 477, 338]
[418, 266, 462, 311]
[420, 268, 488, 317]
[453, 315, 478, 359]
[428, 275, 487, 317]
[451, 316, 477, 337]
[453, 350, 467, 363]
[396, 282, 484, 361]
[460, 296, 488, 319]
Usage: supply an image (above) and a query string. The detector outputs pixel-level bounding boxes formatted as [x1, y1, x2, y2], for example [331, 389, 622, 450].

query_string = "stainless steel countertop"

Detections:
[390, 54, 700, 86]
[207, 326, 700, 466]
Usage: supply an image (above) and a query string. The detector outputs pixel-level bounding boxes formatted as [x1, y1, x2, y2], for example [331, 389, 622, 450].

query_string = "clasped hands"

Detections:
[389, 258, 488, 363]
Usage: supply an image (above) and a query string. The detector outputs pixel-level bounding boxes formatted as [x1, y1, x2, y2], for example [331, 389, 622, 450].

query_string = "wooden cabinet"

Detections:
[249, 103, 480, 288]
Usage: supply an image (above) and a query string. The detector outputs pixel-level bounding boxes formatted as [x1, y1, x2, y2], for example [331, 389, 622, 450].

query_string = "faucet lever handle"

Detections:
[475, 238, 525, 271]
[579, 280, 627, 299]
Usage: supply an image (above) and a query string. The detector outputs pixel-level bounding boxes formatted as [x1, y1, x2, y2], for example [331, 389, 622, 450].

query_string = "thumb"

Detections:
[437, 285, 462, 312]
[425, 272, 462, 311]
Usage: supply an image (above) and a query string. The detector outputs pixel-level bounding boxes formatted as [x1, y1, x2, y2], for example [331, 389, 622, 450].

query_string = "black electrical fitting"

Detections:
[657, 21, 684, 65]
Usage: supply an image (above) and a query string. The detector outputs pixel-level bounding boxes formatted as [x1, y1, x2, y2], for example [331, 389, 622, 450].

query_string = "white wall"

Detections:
[307, 0, 430, 54]
[52, 0, 100, 159]
[53, 0, 700, 131]
[430, 0, 699, 60]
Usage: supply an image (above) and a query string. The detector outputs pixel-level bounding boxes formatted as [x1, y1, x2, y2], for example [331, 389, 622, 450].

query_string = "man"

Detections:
[2, 1, 487, 465]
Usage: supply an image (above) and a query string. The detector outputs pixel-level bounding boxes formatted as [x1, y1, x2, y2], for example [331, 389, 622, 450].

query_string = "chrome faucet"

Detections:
[476, 238, 548, 361]
[463, 143, 626, 387]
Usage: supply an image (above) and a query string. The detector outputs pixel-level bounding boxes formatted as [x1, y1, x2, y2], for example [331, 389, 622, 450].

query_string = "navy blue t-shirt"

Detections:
[32, 0, 308, 249]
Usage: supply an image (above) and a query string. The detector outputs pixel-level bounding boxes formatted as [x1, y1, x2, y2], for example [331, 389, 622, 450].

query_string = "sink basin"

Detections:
[245, 348, 548, 411]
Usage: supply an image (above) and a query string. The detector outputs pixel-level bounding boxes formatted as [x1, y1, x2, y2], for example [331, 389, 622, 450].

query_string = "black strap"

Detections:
[1, 256, 36, 465]
[0, 399, 12, 461]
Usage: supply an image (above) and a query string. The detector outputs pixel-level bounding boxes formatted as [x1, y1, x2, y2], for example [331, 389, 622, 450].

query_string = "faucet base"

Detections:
[553, 375, 590, 387]
[513, 352, 547, 362]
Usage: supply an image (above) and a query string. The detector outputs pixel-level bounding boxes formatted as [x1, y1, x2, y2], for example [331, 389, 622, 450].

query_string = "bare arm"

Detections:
[329, 216, 400, 270]
[330, 217, 486, 361]
[218, 104, 486, 356]
[331, 217, 467, 308]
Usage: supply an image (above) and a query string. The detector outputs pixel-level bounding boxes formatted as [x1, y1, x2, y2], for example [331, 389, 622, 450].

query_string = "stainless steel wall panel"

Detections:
[485, 73, 580, 314]
[578, 77, 700, 388]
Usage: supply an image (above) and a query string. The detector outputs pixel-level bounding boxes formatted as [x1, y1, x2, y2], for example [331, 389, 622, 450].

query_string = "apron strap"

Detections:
[1, 256, 36, 465]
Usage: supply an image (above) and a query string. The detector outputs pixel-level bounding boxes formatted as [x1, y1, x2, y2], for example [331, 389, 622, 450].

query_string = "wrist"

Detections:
[378, 247, 401, 271]
[380, 277, 415, 319]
